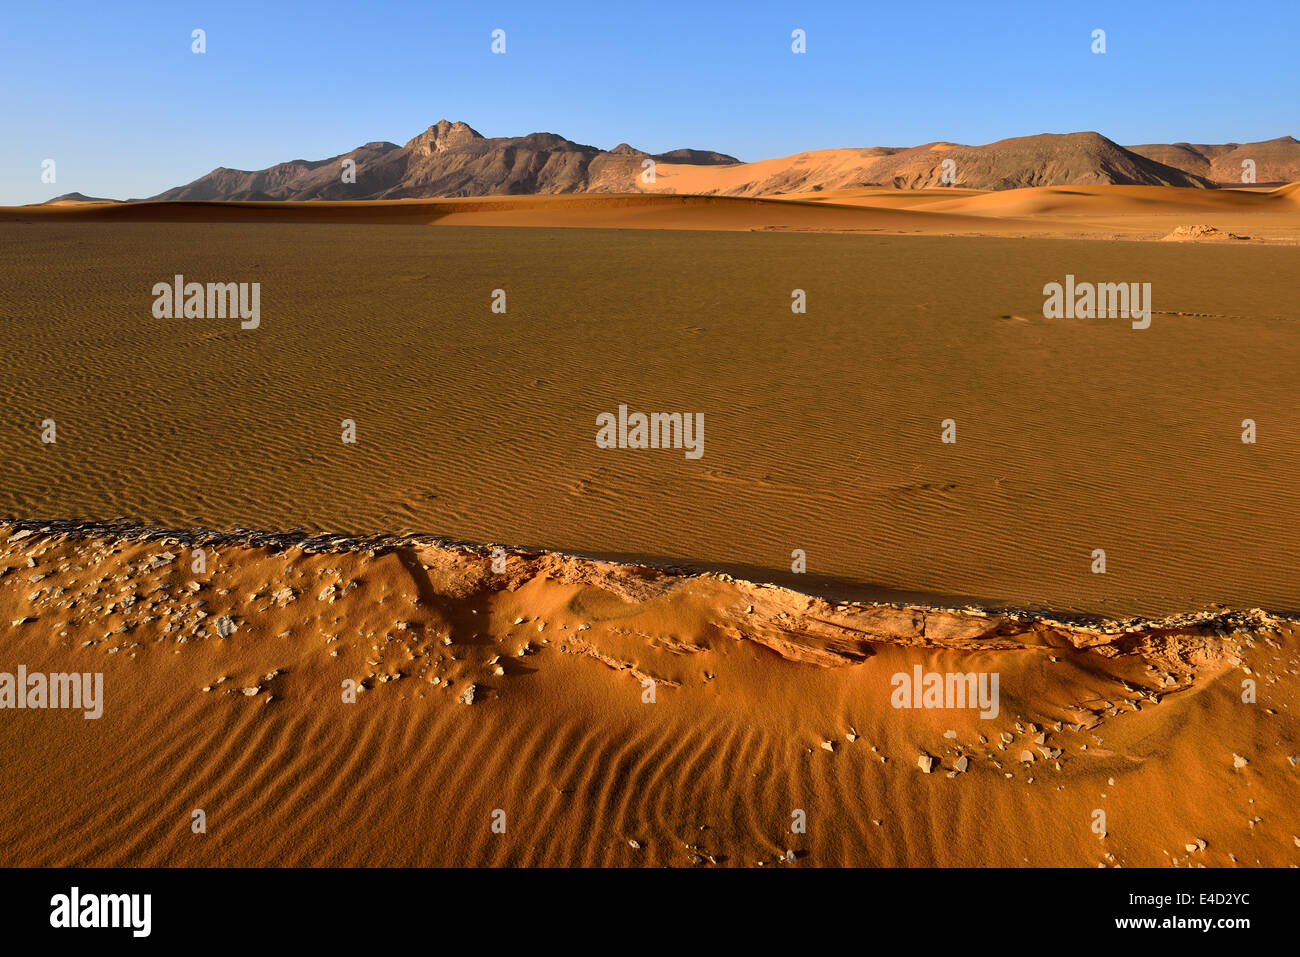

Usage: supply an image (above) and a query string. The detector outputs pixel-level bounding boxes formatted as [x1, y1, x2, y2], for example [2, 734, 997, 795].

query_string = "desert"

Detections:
[5, 11, 1300, 887]
[3, 170, 1300, 869]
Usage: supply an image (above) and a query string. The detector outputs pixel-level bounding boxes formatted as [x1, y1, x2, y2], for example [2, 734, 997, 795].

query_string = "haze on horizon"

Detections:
[1, 0, 1298, 205]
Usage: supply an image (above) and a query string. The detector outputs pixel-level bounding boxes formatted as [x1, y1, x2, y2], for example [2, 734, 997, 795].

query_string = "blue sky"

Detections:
[2, 0, 1296, 204]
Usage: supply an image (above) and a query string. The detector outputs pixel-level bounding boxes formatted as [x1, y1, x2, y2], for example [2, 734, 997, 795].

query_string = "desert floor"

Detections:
[1, 520, 1296, 867]
[1, 190, 1298, 866]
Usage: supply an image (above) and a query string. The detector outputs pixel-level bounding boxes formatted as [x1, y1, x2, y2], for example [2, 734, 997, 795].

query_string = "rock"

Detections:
[917, 753, 936, 773]
[821, 740, 834, 752]
[1233, 753, 1249, 769]
[944, 730, 957, 739]
[628, 839, 641, 849]
[1019, 750, 1036, 763]
[1161, 224, 1247, 242]
[242, 686, 260, 696]
[10, 617, 33, 626]
[460, 684, 476, 705]
[954, 756, 969, 773]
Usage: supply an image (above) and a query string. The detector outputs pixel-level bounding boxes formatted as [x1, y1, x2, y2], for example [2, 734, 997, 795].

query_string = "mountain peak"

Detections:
[405, 120, 484, 154]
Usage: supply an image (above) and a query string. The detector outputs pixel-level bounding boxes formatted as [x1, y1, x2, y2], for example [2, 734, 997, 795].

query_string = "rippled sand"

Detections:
[2, 217, 1298, 616]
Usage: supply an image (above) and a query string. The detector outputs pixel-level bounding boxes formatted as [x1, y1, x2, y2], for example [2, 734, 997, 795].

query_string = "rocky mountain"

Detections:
[1126, 136, 1300, 185]
[147, 120, 739, 201]
[89, 123, 1299, 203]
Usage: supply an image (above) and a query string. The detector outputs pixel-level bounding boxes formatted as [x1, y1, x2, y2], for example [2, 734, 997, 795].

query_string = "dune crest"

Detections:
[3, 518, 1296, 867]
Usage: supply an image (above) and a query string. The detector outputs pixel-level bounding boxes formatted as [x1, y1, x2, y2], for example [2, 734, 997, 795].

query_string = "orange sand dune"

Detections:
[649, 147, 895, 196]
[916, 183, 1299, 216]
[4, 193, 1043, 236]
[9, 182, 1300, 241]
[770, 182, 1300, 241]
[2, 520, 1296, 867]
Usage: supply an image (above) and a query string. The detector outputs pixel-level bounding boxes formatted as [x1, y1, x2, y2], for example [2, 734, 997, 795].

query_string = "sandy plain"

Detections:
[1, 186, 1298, 866]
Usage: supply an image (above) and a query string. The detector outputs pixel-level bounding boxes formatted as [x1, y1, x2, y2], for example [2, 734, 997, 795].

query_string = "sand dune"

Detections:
[2, 519, 1295, 867]
[7, 194, 1032, 235]
[916, 183, 1300, 216]
[11, 182, 1300, 241]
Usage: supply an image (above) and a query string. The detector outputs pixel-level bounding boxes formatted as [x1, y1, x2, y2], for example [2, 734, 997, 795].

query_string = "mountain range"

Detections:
[53, 123, 1300, 203]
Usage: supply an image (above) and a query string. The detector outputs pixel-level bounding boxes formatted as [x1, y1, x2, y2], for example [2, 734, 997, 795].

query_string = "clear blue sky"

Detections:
[2, 0, 1296, 204]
